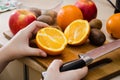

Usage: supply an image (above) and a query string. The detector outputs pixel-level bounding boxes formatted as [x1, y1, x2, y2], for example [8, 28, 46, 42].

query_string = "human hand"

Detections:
[1, 21, 49, 61]
[43, 59, 88, 80]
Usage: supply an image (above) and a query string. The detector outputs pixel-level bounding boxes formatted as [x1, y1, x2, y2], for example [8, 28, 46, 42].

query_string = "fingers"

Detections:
[20, 21, 49, 39]
[46, 60, 88, 80]
[26, 47, 47, 57]
[64, 66, 88, 79]
[24, 21, 49, 33]
[47, 59, 63, 72]
[75, 66, 88, 78]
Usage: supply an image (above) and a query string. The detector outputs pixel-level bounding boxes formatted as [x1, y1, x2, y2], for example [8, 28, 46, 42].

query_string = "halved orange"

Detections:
[64, 19, 90, 45]
[36, 27, 67, 55]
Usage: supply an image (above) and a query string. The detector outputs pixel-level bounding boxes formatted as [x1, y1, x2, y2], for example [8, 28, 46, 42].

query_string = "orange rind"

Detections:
[36, 27, 67, 55]
[64, 19, 90, 45]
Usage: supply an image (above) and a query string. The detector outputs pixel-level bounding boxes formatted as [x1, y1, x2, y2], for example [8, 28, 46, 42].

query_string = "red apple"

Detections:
[9, 9, 36, 35]
[75, 0, 97, 21]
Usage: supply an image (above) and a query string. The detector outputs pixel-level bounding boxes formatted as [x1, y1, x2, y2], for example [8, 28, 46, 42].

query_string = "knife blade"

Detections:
[60, 39, 120, 72]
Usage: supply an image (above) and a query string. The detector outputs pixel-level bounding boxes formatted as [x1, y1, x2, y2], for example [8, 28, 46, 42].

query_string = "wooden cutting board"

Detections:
[3, 31, 120, 80]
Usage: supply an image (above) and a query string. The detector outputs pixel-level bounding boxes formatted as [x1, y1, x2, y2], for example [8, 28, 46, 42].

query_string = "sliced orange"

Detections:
[36, 27, 67, 55]
[64, 19, 90, 45]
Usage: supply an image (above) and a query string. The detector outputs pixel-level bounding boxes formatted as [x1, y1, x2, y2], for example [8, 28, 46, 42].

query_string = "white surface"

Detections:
[17, 0, 63, 11]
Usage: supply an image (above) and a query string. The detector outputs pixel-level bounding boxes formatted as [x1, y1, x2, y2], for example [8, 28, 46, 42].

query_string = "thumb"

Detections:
[26, 47, 47, 57]
[47, 59, 63, 72]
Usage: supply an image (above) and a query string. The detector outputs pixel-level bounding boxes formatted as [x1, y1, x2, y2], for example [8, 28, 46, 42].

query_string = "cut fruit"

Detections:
[64, 19, 90, 45]
[36, 27, 67, 55]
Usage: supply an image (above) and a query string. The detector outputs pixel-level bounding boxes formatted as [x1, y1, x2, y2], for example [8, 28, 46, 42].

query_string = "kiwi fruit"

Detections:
[37, 15, 54, 25]
[43, 10, 57, 19]
[29, 7, 41, 18]
[89, 29, 106, 46]
[89, 19, 102, 29]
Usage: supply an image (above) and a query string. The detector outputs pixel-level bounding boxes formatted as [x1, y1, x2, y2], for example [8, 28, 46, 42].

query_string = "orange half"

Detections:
[36, 27, 67, 55]
[64, 19, 90, 45]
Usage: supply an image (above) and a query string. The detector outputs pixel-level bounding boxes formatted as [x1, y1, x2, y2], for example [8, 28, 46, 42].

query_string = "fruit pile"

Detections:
[9, 7, 58, 35]
[35, 19, 106, 55]
[35, 19, 90, 55]
[8, 0, 120, 56]
[27, 7, 58, 25]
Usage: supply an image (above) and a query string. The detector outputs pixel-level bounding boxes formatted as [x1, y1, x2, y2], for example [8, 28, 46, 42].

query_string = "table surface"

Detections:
[1, 0, 120, 80]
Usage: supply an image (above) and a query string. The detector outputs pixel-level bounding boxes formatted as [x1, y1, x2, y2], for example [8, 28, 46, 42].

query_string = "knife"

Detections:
[42, 39, 120, 78]
[60, 39, 120, 72]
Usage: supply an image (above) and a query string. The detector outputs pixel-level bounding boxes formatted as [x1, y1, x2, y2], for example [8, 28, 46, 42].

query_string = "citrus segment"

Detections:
[57, 5, 83, 30]
[36, 27, 67, 55]
[64, 19, 90, 45]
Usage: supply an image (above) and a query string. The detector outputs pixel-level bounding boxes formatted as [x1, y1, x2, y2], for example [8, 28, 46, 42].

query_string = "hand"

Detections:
[44, 59, 88, 80]
[1, 21, 49, 61]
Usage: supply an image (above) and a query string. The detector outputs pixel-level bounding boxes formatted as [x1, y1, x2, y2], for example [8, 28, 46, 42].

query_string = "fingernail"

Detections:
[41, 52, 47, 57]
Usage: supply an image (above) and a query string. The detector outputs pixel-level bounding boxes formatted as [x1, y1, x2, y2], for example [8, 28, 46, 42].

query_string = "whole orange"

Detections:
[106, 13, 120, 38]
[57, 5, 83, 30]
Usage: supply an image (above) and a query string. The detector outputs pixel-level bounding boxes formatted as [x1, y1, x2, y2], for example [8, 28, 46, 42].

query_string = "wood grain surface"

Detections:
[3, 30, 120, 80]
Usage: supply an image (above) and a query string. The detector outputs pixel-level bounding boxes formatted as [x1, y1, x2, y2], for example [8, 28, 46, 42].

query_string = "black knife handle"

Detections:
[60, 59, 86, 72]
[41, 56, 93, 79]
